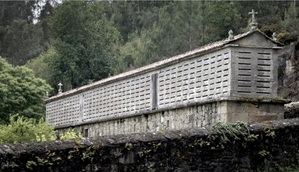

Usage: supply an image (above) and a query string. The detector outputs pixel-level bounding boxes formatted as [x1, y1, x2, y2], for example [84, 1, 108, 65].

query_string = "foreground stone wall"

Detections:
[58, 99, 285, 138]
[285, 101, 299, 119]
[0, 118, 298, 172]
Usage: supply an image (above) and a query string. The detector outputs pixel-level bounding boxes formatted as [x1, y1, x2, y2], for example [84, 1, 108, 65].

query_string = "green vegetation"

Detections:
[48, 1, 120, 90]
[19, 0, 299, 93]
[0, 1, 51, 66]
[285, 167, 299, 172]
[26, 47, 58, 89]
[0, 115, 82, 144]
[0, 57, 51, 123]
[0, 115, 55, 143]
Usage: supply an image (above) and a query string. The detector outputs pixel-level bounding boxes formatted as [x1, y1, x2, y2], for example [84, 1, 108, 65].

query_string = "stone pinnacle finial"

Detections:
[272, 32, 278, 42]
[248, 9, 258, 31]
[228, 30, 234, 40]
[58, 82, 63, 94]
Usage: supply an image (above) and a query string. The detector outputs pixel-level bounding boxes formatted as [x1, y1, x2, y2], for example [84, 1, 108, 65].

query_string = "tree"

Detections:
[0, 57, 51, 123]
[26, 47, 59, 94]
[281, 1, 299, 43]
[1, 20, 44, 65]
[0, 1, 47, 66]
[116, 1, 241, 71]
[103, 1, 170, 41]
[50, 1, 120, 90]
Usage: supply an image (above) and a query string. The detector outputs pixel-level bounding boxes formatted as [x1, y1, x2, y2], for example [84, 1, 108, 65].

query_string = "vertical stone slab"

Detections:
[79, 93, 84, 124]
[151, 73, 158, 110]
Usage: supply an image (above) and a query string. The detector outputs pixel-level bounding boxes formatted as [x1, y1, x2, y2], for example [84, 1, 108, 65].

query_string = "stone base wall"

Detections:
[57, 100, 285, 138]
[226, 101, 285, 123]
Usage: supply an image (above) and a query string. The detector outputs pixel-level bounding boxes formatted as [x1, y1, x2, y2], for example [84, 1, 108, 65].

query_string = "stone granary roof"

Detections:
[46, 29, 282, 102]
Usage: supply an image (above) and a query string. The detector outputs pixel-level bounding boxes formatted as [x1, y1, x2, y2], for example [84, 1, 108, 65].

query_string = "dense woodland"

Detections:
[0, 0, 299, 124]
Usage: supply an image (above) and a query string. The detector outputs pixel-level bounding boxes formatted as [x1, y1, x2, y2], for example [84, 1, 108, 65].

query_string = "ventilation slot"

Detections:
[238, 80, 251, 82]
[238, 51, 251, 54]
[239, 62, 251, 65]
[238, 74, 251, 76]
[256, 92, 270, 94]
[258, 58, 270, 61]
[237, 91, 251, 93]
[257, 80, 270, 83]
[257, 74, 270, 77]
[238, 85, 251, 88]
[239, 68, 251, 71]
[258, 63, 270, 66]
[258, 69, 271, 72]
[258, 52, 271, 55]
[257, 86, 270, 89]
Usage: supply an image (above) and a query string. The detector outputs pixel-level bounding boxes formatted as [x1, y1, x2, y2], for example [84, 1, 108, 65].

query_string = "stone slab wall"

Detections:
[0, 118, 298, 172]
[57, 100, 285, 138]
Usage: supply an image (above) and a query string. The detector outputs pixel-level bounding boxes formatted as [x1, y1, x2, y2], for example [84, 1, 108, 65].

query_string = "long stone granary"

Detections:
[45, 29, 287, 138]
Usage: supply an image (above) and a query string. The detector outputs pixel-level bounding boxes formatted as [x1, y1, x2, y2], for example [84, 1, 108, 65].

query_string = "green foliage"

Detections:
[1, 20, 44, 65]
[26, 47, 59, 94]
[211, 122, 249, 143]
[115, 30, 154, 73]
[0, 115, 83, 144]
[0, 57, 52, 123]
[0, 1, 48, 65]
[258, 149, 270, 157]
[0, 115, 55, 144]
[115, 1, 241, 72]
[60, 129, 82, 141]
[113, 1, 298, 75]
[281, 2, 299, 43]
[49, 1, 120, 90]
[1, 1, 299, 93]
[284, 167, 299, 172]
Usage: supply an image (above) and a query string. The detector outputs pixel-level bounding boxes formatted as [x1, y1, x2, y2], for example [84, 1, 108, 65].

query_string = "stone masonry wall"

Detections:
[57, 100, 285, 138]
[0, 118, 298, 172]
[61, 101, 226, 138]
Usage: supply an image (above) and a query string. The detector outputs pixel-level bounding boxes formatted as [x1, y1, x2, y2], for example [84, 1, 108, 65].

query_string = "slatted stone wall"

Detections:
[46, 95, 81, 126]
[82, 74, 152, 122]
[46, 74, 152, 127]
[231, 47, 276, 98]
[157, 49, 231, 108]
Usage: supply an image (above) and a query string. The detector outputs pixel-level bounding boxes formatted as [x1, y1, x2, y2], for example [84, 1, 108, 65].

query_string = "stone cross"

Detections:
[249, 9, 258, 31]
[58, 82, 63, 94]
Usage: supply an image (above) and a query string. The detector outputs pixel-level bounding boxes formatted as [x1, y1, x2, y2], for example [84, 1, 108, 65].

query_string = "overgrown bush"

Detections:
[0, 115, 82, 144]
[60, 129, 82, 141]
